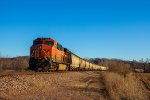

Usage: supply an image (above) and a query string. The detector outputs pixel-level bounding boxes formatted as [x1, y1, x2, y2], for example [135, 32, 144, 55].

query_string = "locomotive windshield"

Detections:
[33, 41, 54, 46]
[44, 41, 54, 46]
[33, 41, 43, 45]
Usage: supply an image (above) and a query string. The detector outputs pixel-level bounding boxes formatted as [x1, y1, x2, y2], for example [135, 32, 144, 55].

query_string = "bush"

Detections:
[0, 56, 29, 72]
[108, 61, 132, 76]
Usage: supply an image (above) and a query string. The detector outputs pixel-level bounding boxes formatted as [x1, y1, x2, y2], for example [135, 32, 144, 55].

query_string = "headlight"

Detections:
[39, 46, 42, 49]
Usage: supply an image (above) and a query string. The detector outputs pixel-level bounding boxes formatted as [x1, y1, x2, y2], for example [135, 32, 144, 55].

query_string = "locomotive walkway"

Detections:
[0, 71, 108, 100]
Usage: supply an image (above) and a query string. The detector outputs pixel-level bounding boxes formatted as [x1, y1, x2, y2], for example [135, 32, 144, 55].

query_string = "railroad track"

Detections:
[0, 70, 103, 78]
[0, 71, 67, 78]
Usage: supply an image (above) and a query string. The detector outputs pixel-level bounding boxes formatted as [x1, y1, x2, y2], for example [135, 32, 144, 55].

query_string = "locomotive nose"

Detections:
[31, 44, 46, 58]
[37, 44, 51, 57]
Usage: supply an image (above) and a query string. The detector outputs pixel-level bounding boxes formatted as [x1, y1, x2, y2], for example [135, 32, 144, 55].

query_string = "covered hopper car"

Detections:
[29, 38, 108, 72]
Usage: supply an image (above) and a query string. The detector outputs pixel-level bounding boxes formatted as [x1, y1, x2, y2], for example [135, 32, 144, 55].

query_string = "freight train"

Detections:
[29, 38, 108, 72]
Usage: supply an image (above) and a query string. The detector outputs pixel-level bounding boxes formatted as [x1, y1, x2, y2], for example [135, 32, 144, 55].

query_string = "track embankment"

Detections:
[0, 71, 107, 100]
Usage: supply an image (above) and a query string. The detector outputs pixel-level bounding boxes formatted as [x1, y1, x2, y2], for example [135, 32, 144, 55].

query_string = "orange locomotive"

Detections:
[29, 38, 108, 72]
[29, 38, 71, 72]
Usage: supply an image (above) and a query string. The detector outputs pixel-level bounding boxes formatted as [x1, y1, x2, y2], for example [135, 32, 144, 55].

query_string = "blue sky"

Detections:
[0, 0, 150, 60]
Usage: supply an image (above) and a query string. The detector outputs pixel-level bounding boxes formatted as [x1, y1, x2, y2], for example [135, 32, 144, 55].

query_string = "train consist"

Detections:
[29, 38, 108, 72]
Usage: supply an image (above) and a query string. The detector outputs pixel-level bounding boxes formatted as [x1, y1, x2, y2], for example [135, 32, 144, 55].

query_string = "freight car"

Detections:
[29, 38, 108, 72]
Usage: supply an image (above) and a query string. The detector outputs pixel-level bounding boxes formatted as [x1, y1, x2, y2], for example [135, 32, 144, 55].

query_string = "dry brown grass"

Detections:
[102, 72, 149, 100]
[135, 73, 150, 96]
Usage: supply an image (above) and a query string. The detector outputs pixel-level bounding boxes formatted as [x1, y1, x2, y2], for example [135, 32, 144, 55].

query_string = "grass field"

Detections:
[102, 72, 150, 100]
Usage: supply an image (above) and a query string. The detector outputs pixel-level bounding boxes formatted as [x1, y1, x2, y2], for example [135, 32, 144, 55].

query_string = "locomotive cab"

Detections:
[30, 39, 54, 58]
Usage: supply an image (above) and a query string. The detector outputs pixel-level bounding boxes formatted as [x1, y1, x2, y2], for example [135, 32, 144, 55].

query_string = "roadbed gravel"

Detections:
[0, 71, 107, 100]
